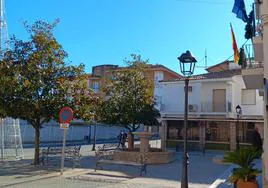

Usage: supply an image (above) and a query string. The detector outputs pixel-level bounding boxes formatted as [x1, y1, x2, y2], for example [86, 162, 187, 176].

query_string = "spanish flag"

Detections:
[230, 23, 239, 63]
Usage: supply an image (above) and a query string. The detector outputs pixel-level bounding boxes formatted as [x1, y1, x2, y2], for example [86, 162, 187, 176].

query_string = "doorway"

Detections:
[213, 89, 226, 112]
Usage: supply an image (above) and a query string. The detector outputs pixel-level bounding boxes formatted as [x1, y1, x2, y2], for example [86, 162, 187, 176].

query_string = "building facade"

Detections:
[158, 61, 264, 151]
[87, 64, 182, 96]
[240, 1, 268, 186]
[87, 64, 181, 133]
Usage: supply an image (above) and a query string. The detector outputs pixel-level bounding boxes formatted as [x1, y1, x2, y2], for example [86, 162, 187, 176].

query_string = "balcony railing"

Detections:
[200, 101, 232, 113]
[160, 101, 232, 114]
[241, 43, 263, 69]
[243, 63, 263, 69]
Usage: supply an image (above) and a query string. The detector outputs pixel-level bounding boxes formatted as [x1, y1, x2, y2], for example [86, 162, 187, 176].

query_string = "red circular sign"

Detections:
[59, 107, 73, 124]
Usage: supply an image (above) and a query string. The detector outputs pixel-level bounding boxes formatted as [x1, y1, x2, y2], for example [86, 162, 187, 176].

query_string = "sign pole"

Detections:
[58, 107, 73, 176]
[60, 127, 67, 175]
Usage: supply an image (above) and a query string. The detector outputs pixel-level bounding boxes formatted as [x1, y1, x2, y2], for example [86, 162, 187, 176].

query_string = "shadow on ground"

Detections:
[0, 148, 230, 187]
[69, 152, 230, 186]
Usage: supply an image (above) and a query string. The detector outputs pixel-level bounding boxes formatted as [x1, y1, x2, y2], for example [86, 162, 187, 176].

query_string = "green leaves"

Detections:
[0, 20, 101, 165]
[0, 20, 97, 126]
[223, 147, 262, 168]
[99, 55, 160, 132]
[223, 147, 262, 182]
[229, 167, 261, 183]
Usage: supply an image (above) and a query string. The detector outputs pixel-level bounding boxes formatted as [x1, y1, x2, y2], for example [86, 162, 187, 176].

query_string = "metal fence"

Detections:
[0, 118, 24, 161]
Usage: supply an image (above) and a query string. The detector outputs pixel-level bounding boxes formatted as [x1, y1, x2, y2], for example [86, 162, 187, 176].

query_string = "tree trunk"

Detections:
[34, 127, 40, 165]
[128, 132, 134, 150]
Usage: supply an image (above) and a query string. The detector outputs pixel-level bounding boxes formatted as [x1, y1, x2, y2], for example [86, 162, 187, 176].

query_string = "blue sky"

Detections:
[6, 0, 253, 74]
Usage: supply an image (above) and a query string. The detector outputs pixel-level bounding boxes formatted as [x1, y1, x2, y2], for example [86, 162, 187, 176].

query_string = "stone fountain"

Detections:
[113, 132, 176, 164]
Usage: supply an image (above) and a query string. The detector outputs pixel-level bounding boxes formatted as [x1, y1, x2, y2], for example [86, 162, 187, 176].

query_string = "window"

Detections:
[242, 89, 256, 105]
[239, 122, 256, 143]
[167, 120, 199, 140]
[92, 81, 100, 93]
[205, 122, 230, 142]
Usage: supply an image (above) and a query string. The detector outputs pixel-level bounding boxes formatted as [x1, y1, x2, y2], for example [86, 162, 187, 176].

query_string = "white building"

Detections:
[240, 1, 268, 186]
[158, 61, 264, 151]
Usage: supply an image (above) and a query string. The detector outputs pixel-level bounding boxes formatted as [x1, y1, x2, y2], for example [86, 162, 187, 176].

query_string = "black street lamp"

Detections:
[235, 105, 242, 151]
[178, 50, 197, 188]
[91, 120, 97, 151]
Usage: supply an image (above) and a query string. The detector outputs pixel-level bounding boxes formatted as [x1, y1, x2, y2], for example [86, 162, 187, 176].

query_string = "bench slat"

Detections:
[41, 145, 81, 168]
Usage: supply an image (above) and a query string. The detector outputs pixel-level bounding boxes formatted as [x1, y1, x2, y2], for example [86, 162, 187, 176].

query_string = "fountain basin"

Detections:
[116, 132, 176, 164]
[113, 149, 176, 164]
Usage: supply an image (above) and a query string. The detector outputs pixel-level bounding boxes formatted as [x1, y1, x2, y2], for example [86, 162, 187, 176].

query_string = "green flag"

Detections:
[238, 48, 246, 67]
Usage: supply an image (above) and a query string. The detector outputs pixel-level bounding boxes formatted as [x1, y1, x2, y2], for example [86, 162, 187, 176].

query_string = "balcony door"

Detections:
[213, 89, 226, 112]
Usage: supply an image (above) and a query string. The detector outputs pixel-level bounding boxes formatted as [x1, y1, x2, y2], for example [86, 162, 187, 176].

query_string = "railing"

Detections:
[200, 101, 232, 113]
[242, 44, 263, 69]
[160, 101, 232, 114]
[243, 63, 263, 69]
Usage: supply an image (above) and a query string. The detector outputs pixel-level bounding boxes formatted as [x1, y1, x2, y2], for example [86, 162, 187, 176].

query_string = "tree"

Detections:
[0, 20, 96, 165]
[245, 10, 254, 40]
[99, 54, 160, 149]
[69, 75, 103, 122]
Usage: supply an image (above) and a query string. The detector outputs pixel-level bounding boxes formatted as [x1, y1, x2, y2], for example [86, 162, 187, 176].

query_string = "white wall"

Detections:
[232, 75, 263, 116]
[161, 80, 231, 113]
[161, 81, 201, 113]
[154, 71, 164, 110]
[201, 80, 232, 112]
[20, 121, 90, 144]
[20, 120, 130, 144]
[229, 63, 241, 70]
[161, 82, 182, 112]
[160, 76, 263, 116]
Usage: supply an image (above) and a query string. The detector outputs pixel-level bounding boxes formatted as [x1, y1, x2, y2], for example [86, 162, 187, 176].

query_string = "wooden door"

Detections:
[213, 89, 226, 112]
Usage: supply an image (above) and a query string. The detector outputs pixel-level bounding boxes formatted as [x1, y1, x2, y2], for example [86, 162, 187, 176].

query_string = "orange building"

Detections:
[87, 64, 182, 94]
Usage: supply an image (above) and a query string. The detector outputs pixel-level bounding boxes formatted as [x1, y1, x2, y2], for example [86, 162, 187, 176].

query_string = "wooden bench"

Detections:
[41, 145, 81, 168]
[95, 143, 147, 176]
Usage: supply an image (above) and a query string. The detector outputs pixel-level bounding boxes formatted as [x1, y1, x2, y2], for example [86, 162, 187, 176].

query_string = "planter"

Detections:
[237, 179, 258, 188]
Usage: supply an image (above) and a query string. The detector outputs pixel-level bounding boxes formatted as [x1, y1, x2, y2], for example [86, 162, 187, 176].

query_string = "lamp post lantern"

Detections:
[235, 105, 242, 151]
[178, 50, 197, 188]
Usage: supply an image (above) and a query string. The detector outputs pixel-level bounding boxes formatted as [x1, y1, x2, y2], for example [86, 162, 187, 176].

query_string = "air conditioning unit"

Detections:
[188, 104, 198, 112]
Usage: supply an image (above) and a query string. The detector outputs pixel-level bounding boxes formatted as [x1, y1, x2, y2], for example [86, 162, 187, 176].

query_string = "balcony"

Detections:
[201, 101, 232, 113]
[160, 101, 232, 119]
[241, 42, 264, 89]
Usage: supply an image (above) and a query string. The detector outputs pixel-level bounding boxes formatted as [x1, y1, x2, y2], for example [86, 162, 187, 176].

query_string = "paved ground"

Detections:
[0, 142, 261, 188]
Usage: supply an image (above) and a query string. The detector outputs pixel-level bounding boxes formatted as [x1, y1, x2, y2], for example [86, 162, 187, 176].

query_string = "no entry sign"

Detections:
[59, 107, 73, 124]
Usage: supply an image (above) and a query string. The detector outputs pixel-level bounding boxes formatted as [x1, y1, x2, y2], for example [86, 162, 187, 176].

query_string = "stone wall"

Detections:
[113, 150, 176, 164]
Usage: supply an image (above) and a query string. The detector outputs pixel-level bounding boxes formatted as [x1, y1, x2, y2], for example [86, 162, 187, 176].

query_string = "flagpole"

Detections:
[252, 3, 256, 36]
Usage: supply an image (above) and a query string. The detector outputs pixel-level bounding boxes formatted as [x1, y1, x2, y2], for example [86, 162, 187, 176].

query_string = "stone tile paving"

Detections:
[0, 160, 58, 187]
[0, 144, 233, 188]
[4, 177, 113, 188]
